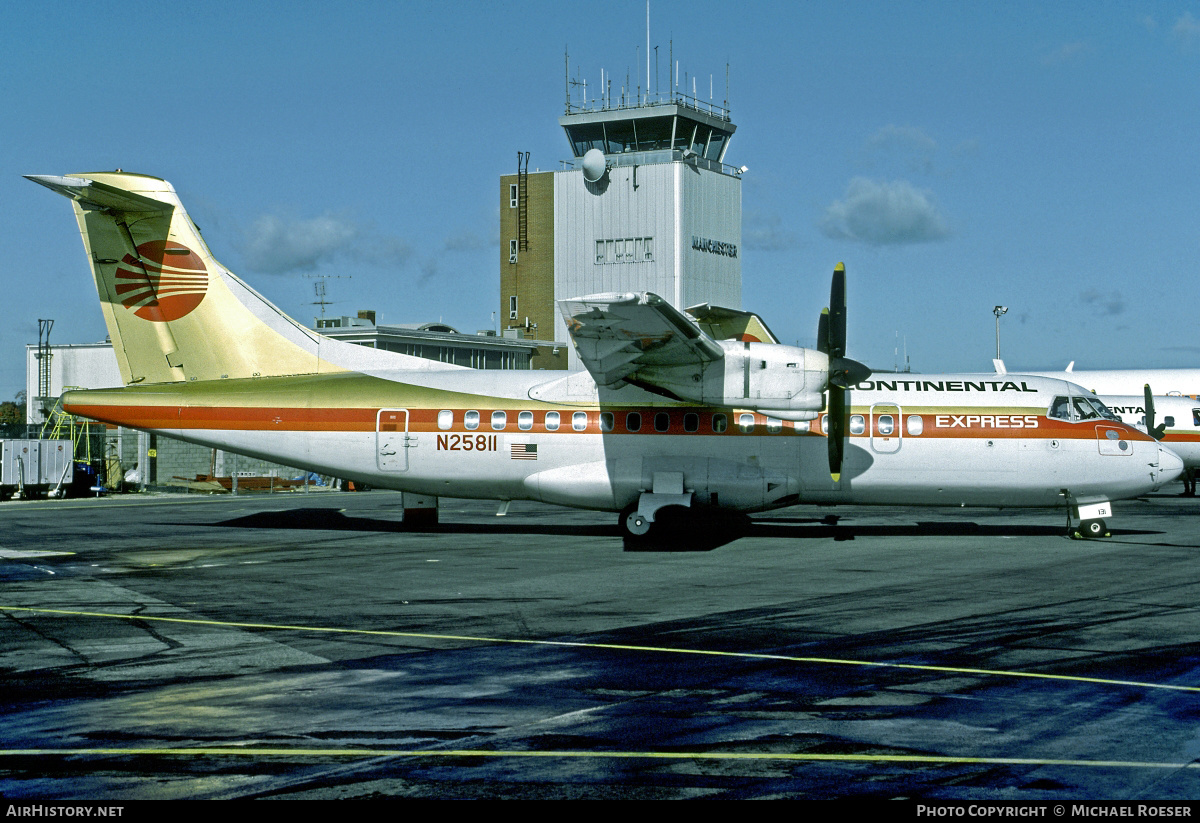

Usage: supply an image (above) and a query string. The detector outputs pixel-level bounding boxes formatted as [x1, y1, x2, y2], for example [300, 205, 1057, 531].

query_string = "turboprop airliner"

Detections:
[27, 171, 1183, 540]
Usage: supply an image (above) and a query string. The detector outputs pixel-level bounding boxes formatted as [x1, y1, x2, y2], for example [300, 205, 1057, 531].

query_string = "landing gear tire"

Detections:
[1079, 518, 1107, 539]
[622, 508, 652, 538]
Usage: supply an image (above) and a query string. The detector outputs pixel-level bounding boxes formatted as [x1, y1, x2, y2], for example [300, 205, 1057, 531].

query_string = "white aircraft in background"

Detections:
[28, 171, 1183, 540]
[994, 359, 1200, 399]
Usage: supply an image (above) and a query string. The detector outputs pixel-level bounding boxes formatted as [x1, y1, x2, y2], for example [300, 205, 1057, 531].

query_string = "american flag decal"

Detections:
[511, 443, 538, 460]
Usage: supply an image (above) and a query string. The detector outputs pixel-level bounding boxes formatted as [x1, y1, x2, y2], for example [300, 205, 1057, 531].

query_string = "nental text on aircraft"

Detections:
[857, 379, 1040, 393]
[691, 236, 738, 258]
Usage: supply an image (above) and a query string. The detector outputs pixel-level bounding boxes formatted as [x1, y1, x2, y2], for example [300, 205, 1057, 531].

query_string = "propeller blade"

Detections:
[828, 385, 845, 482]
[822, 263, 856, 480]
[1144, 384, 1166, 440]
[828, 263, 847, 359]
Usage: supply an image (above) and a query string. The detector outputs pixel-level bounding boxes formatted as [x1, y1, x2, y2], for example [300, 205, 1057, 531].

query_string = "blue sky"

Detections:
[3, 1, 1199, 400]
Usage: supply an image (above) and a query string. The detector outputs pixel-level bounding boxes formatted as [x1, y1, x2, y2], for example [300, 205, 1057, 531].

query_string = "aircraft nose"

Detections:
[1157, 445, 1185, 487]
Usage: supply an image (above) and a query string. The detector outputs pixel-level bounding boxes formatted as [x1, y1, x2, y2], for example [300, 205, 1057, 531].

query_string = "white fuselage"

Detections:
[67, 369, 1183, 515]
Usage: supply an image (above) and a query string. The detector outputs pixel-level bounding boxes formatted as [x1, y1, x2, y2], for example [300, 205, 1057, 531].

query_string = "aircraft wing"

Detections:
[559, 292, 725, 387]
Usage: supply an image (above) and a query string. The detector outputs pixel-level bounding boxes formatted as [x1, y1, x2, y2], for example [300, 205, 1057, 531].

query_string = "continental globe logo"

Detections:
[113, 240, 208, 322]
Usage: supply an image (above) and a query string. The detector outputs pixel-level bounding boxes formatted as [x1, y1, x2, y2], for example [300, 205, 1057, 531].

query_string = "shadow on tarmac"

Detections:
[191, 506, 1174, 552]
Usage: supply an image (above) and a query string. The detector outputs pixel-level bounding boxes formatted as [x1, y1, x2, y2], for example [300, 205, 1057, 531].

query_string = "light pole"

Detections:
[993, 306, 1008, 360]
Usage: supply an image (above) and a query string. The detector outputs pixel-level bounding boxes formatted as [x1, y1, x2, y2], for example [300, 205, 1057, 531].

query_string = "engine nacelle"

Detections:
[636, 341, 829, 413]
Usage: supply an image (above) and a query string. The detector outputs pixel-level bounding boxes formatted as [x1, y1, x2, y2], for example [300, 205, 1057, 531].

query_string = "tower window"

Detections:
[509, 183, 518, 208]
[509, 295, 518, 320]
[595, 236, 654, 265]
[509, 239, 518, 264]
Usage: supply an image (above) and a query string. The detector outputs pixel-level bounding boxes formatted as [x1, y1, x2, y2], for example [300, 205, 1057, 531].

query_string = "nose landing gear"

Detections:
[1069, 499, 1112, 540]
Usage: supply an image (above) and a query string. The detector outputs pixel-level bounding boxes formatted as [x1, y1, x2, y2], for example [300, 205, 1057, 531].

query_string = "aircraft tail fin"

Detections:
[28, 172, 442, 385]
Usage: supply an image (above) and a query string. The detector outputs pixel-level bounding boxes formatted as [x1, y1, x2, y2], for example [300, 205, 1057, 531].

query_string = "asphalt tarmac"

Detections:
[2, 487, 1200, 800]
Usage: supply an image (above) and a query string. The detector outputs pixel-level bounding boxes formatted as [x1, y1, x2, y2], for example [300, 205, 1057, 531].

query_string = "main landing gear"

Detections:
[618, 494, 751, 551]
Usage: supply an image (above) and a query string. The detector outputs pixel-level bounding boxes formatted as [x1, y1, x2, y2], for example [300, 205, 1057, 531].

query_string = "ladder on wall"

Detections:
[517, 151, 529, 252]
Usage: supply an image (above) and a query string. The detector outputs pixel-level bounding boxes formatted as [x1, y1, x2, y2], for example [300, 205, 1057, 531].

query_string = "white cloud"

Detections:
[239, 213, 412, 275]
[819, 178, 951, 246]
[1173, 12, 1200, 48]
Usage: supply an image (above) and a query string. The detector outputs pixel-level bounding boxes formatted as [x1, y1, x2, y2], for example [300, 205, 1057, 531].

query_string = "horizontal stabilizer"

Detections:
[25, 174, 173, 214]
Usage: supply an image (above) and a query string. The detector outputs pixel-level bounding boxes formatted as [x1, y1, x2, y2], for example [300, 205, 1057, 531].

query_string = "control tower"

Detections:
[500, 62, 743, 369]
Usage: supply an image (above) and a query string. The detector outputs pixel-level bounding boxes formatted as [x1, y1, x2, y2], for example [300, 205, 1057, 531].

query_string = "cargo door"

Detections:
[376, 408, 411, 472]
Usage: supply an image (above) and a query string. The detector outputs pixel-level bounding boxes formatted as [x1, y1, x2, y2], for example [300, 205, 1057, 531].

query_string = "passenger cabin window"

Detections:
[766, 418, 782, 433]
[849, 415, 865, 435]
[1164, 416, 1175, 427]
[491, 411, 507, 430]
[600, 412, 615, 432]
[437, 410, 453, 431]
[712, 413, 728, 433]
[877, 415, 895, 436]
[684, 413, 699, 433]
[654, 412, 670, 432]
[907, 415, 924, 436]
[626, 412, 642, 432]
[545, 411, 560, 431]
[518, 411, 533, 431]
[572, 411, 588, 431]
[464, 410, 480, 430]
[738, 413, 755, 433]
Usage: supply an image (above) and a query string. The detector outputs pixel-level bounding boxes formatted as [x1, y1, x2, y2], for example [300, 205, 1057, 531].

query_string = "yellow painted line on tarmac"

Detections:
[0, 747, 1198, 770]
[3, 605, 1198, 695]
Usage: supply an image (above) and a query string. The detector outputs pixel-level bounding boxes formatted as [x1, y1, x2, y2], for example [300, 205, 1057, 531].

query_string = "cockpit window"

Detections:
[1081, 396, 1119, 421]
[1050, 394, 1119, 423]
[1072, 397, 1102, 420]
